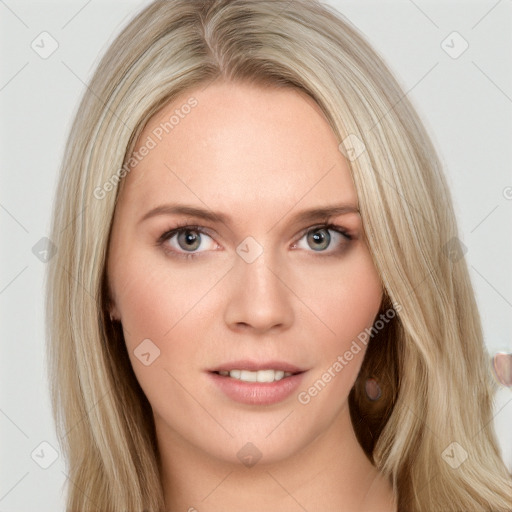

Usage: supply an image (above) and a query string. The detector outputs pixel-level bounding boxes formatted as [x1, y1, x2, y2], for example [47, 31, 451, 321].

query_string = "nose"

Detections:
[223, 244, 294, 335]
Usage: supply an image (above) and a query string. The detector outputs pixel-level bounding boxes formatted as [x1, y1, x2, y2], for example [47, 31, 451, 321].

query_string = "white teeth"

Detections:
[240, 370, 258, 382]
[217, 369, 294, 382]
[256, 369, 277, 383]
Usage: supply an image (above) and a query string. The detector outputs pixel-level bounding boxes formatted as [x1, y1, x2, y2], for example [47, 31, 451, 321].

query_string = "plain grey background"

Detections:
[1, 1, 511, 510]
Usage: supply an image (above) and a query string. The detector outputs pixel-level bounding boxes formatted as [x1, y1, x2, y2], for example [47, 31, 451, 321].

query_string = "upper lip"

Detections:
[209, 360, 306, 374]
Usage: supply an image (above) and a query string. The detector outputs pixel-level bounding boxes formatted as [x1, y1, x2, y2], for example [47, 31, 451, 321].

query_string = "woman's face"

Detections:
[107, 81, 383, 465]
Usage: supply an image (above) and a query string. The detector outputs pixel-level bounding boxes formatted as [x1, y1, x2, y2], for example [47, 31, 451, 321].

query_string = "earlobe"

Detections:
[106, 293, 121, 322]
[105, 276, 121, 322]
[108, 305, 121, 322]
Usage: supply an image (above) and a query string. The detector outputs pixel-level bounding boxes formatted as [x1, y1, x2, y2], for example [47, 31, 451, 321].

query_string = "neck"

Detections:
[156, 405, 396, 512]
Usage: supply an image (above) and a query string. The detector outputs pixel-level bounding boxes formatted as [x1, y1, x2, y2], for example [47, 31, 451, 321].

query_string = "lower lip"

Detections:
[207, 372, 306, 405]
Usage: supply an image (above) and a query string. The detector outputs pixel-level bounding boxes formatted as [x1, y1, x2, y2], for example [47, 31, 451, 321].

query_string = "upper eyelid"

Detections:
[157, 223, 214, 244]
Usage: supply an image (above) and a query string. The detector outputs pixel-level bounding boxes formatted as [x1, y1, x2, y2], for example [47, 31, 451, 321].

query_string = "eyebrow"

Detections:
[138, 203, 359, 227]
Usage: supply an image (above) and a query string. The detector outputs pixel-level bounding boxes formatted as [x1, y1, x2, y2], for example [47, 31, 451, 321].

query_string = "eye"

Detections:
[293, 223, 352, 255]
[157, 224, 218, 259]
[157, 222, 352, 260]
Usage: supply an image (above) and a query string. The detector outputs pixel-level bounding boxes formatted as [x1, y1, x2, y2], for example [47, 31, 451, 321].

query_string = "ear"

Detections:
[104, 277, 121, 322]
[108, 304, 121, 322]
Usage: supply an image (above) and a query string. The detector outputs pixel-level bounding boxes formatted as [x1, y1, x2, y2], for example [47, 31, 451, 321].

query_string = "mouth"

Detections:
[211, 368, 303, 383]
[207, 361, 308, 405]
[208, 360, 306, 383]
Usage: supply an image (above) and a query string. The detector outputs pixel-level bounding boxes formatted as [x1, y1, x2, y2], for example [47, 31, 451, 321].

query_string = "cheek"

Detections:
[108, 247, 232, 391]
[109, 252, 207, 414]
[296, 255, 382, 411]
[295, 245, 383, 350]
[113, 261, 172, 344]
[110, 248, 221, 342]
[294, 246, 382, 397]
[335, 253, 383, 340]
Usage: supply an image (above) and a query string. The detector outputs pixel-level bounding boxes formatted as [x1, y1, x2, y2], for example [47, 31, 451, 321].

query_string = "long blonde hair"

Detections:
[45, 1, 512, 510]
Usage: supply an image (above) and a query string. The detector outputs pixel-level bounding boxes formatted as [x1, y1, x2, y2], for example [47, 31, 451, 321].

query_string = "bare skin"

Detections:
[107, 80, 397, 512]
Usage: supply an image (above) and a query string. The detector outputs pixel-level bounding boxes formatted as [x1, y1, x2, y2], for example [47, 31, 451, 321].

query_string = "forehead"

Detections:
[118, 81, 357, 219]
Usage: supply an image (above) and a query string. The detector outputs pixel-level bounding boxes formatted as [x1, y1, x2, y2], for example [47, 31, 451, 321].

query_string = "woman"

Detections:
[45, 1, 512, 510]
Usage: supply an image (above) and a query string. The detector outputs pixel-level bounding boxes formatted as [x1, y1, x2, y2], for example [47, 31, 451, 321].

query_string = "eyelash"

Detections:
[156, 221, 353, 261]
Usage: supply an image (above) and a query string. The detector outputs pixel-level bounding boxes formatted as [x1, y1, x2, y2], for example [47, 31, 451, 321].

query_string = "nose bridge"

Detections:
[238, 241, 277, 293]
[224, 235, 294, 331]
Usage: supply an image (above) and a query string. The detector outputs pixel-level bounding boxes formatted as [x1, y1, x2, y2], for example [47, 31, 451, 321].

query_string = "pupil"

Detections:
[308, 229, 330, 251]
[180, 230, 200, 250]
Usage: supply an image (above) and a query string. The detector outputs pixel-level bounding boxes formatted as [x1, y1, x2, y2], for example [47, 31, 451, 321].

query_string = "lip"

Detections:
[208, 360, 306, 373]
[206, 363, 307, 406]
